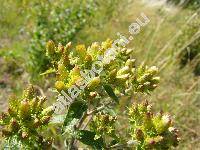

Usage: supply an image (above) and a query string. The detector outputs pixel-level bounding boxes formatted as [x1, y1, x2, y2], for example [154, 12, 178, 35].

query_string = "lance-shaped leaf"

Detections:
[103, 84, 119, 103]
[40, 68, 56, 76]
[77, 130, 105, 149]
[64, 101, 87, 126]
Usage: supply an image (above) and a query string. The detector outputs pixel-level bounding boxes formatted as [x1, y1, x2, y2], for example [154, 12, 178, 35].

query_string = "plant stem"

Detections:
[76, 112, 88, 129]
[72, 101, 113, 147]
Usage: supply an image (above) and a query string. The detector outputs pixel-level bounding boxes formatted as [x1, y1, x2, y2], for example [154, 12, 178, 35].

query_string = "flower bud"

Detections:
[55, 81, 66, 92]
[152, 77, 160, 84]
[58, 62, 66, 73]
[138, 74, 150, 83]
[30, 97, 39, 109]
[129, 100, 180, 149]
[42, 106, 54, 116]
[162, 114, 171, 128]
[19, 100, 30, 119]
[61, 54, 70, 66]
[154, 135, 164, 143]
[57, 43, 64, 53]
[116, 74, 130, 83]
[131, 68, 136, 74]
[117, 66, 130, 76]
[143, 112, 153, 131]
[41, 116, 51, 125]
[8, 94, 18, 108]
[85, 54, 92, 63]
[46, 40, 55, 56]
[33, 118, 41, 128]
[138, 103, 147, 113]
[87, 77, 101, 89]
[125, 59, 136, 68]
[65, 42, 72, 50]
[57, 62, 69, 80]
[109, 69, 117, 79]
[142, 100, 149, 107]
[23, 85, 35, 99]
[71, 66, 80, 76]
[126, 49, 133, 55]
[148, 66, 158, 75]
[101, 39, 112, 50]
[91, 42, 100, 50]
[147, 104, 152, 112]
[76, 44, 87, 59]
[154, 114, 171, 134]
[37, 96, 47, 107]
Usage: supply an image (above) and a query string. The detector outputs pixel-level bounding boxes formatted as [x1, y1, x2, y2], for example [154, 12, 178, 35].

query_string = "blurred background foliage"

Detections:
[0, 0, 199, 149]
[167, 0, 200, 8]
[28, 0, 96, 78]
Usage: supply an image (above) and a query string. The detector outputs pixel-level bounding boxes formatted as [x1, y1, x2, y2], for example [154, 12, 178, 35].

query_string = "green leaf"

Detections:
[64, 101, 87, 126]
[40, 68, 56, 76]
[78, 130, 105, 149]
[103, 84, 119, 103]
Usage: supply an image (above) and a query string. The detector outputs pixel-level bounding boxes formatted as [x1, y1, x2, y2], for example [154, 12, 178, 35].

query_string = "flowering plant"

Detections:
[0, 85, 54, 149]
[0, 39, 180, 149]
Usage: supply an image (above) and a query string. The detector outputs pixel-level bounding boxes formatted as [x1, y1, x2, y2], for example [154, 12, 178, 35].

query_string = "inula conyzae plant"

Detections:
[1, 39, 180, 149]
[0, 85, 54, 149]
[128, 100, 179, 149]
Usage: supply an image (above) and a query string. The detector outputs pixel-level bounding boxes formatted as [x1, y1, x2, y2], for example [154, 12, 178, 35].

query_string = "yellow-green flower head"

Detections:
[55, 81, 66, 92]
[101, 39, 113, 52]
[87, 77, 101, 90]
[46, 40, 55, 56]
[75, 44, 87, 59]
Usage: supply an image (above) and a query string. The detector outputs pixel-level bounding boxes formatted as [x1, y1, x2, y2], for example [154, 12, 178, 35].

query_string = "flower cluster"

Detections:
[0, 37, 180, 149]
[90, 113, 117, 140]
[0, 85, 54, 149]
[132, 64, 160, 94]
[128, 100, 180, 150]
[46, 39, 160, 113]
